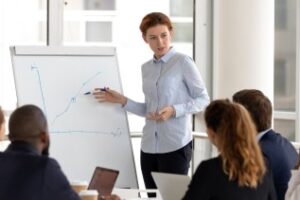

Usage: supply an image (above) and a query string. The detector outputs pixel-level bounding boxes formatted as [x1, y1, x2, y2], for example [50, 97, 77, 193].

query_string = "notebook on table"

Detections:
[88, 166, 119, 197]
[151, 172, 190, 200]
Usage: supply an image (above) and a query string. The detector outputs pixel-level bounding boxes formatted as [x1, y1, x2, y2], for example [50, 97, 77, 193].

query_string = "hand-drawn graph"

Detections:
[50, 70, 101, 126]
[30, 63, 122, 137]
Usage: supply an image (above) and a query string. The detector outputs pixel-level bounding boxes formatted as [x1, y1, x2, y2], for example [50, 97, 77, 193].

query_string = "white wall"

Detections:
[213, 0, 274, 100]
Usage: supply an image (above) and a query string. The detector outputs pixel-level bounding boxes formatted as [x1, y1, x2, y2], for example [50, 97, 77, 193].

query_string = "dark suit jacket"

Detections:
[259, 129, 299, 200]
[0, 141, 80, 200]
[182, 156, 277, 200]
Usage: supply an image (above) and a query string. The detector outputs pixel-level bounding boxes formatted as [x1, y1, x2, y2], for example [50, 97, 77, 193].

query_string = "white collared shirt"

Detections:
[257, 128, 272, 141]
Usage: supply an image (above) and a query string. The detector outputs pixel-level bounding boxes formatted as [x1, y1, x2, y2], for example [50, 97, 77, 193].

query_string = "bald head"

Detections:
[8, 105, 48, 142]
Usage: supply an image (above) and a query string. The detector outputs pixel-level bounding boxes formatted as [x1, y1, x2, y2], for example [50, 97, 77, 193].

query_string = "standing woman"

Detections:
[182, 100, 276, 200]
[93, 12, 209, 191]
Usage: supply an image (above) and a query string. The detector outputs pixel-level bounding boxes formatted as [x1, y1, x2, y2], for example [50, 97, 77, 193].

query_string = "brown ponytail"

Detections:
[205, 99, 266, 188]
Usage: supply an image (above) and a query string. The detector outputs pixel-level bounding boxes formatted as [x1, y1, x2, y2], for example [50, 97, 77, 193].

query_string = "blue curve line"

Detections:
[50, 128, 122, 137]
[31, 64, 48, 116]
[30, 66, 118, 136]
[51, 71, 101, 126]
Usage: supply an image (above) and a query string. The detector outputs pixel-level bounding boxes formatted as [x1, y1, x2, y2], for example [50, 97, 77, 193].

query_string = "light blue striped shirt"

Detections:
[124, 48, 210, 153]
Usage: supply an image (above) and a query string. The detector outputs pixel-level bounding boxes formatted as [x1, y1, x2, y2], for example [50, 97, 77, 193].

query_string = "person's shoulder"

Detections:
[196, 157, 221, 173]
[0, 150, 48, 165]
[142, 58, 154, 66]
[201, 156, 220, 165]
[44, 156, 70, 186]
[167, 52, 195, 74]
[175, 51, 189, 58]
[261, 129, 298, 165]
[42, 157, 80, 200]
[261, 129, 289, 144]
[191, 157, 223, 187]
[45, 156, 62, 169]
[172, 51, 193, 62]
[263, 130, 296, 147]
[141, 58, 155, 72]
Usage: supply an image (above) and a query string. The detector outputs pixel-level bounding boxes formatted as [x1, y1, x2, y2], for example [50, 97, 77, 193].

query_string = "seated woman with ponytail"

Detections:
[182, 99, 276, 200]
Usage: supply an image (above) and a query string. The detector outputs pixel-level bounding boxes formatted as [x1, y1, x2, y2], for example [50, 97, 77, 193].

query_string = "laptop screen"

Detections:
[88, 167, 119, 196]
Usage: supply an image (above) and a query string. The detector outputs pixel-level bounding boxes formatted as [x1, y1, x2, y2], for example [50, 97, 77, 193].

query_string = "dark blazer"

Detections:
[182, 156, 277, 200]
[0, 141, 80, 200]
[259, 129, 299, 200]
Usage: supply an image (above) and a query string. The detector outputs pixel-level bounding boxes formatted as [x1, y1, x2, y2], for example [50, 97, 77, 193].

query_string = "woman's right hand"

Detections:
[93, 88, 127, 106]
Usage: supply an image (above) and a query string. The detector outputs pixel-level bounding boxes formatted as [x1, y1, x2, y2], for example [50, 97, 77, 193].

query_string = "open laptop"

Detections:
[88, 166, 119, 198]
[151, 172, 190, 200]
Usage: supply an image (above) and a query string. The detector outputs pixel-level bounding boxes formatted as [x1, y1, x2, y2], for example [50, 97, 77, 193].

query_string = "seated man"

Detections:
[0, 105, 80, 200]
[233, 89, 299, 200]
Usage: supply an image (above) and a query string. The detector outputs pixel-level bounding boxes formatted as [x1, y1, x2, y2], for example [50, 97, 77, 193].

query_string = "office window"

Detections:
[274, 0, 296, 111]
[274, 119, 295, 141]
[0, 0, 46, 110]
[173, 22, 193, 43]
[170, 0, 193, 17]
[170, 0, 193, 43]
[63, 0, 115, 10]
[86, 21, 112, 42]
[275, 0, 287, 30]
[274, 0, 297, 140]
[84, 0, 115, 10]
[274, 59, 295, 111]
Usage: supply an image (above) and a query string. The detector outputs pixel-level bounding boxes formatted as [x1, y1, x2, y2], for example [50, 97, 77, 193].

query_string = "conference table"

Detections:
[112, 188, 162, 200]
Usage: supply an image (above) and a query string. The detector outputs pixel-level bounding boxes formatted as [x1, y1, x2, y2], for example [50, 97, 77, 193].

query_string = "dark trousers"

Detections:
[140, 141, 192, 196]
